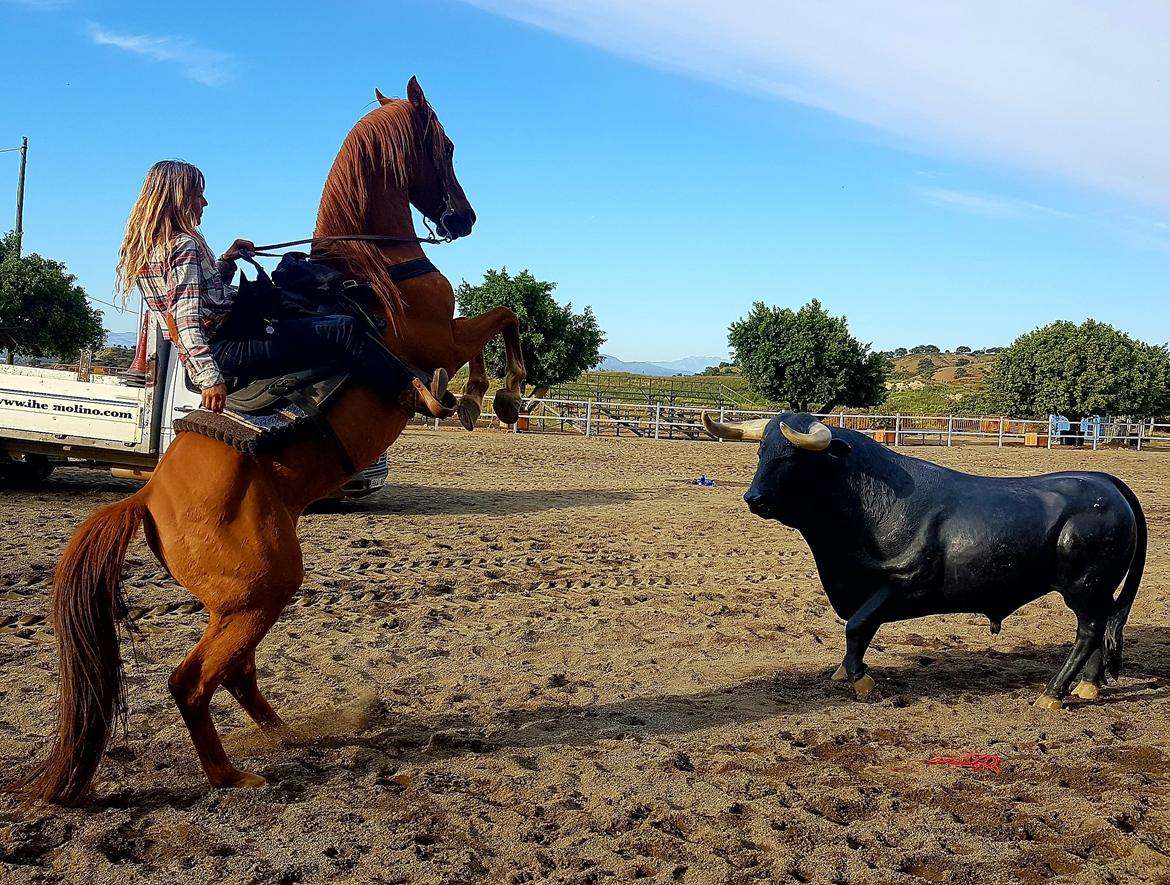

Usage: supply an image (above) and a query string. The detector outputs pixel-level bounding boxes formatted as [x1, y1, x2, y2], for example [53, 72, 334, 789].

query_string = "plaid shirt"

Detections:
[137, 234, 236, 389]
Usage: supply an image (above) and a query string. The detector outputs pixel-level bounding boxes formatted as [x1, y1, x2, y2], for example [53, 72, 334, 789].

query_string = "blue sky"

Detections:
[2, 0, 1168, 362]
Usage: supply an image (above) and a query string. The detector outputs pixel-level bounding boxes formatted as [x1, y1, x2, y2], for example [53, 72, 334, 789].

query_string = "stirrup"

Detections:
[413, 369, 458, 418]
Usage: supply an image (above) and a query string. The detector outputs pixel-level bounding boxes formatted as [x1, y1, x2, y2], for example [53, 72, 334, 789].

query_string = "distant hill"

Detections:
[597, 354, 725, 376]
[888, 350, 994, 389]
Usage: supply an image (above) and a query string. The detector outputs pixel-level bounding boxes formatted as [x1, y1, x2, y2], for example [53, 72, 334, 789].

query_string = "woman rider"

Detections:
[116, 160, 413, 413]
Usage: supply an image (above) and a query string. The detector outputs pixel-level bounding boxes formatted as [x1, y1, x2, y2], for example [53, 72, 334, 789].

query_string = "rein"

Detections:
[247, 233, 450, 258]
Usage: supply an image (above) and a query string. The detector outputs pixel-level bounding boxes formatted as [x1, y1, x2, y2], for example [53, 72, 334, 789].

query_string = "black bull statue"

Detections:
[704, 412, 1147, 708]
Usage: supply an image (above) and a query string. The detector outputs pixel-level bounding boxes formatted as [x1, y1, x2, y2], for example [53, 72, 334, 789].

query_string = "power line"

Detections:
[88, 294, 129, 312]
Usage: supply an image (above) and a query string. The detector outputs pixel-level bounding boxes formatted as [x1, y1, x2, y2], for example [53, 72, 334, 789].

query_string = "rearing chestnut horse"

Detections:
[16, 77, 525, 805]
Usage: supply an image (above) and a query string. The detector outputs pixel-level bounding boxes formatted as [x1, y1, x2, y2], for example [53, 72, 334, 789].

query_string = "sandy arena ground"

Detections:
[0, 429, 1167, 884]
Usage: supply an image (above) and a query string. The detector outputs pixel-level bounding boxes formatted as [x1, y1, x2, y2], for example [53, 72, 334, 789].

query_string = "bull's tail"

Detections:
[1102, 475, 1146, 680]
[9, 493, 146, 805]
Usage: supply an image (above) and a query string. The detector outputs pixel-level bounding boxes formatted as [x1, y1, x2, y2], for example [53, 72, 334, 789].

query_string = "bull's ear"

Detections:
[828, 438, 852, 459]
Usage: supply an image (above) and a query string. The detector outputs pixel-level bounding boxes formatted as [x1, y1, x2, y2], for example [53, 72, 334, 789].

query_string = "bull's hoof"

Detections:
[1034, 694, 1063, 710]
[214, 769, 267, 789]
[1071, 680, 1100, 701]
[457, 397, 481, 431]
[831, 664, 850, 683]
[852, 674, 877, 699]
[493, 390, 522, 425]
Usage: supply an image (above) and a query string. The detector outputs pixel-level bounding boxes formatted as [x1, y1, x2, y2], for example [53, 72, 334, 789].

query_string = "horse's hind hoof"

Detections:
[852, 674, 877, 699]
[214, 769, 267, 789]
[1071, 680, 1100, 701]
[457, 397, 481, 431]
[493, 390, 522, 425]
[1034, 694, 1063, 710]
[831, 664, 850, 683]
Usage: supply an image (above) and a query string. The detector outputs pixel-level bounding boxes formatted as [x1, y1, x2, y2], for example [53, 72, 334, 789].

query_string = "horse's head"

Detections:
[376, 77, 475, 240]
[316, 79, 479, 325]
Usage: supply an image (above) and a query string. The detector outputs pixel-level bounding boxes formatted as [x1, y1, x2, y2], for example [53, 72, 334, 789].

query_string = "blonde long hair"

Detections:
[116, 160, 213, 298]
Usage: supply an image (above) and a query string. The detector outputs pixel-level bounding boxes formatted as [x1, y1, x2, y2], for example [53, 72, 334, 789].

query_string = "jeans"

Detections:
[210, 314, 415, 398]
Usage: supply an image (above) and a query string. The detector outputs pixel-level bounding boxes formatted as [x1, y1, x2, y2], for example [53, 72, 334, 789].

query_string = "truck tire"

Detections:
[0, 455, 55, 489]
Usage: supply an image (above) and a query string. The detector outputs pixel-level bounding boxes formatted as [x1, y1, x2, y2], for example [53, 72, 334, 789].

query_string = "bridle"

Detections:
[417, 101, 463, 241]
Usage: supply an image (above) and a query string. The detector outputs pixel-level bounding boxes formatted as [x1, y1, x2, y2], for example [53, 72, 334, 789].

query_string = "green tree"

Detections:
[909, 344, 941, 355]
[955, 345, 972, 354]
[727, 299, 889, 412]
[988, 319, 1170, 419]
[892, 347, 908, 358]
[0, 231, 104, 363]
[917, 357, 936, 376]
[455, 268, 605, 398]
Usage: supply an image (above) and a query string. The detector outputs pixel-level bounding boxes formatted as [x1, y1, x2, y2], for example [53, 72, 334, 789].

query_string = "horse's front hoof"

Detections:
[852, 674, 877, 699]
[493, 390, 521, 425]
[457, 397, 481, 431]
[830, 664, 850, 683]
[1034, 694, 1063, 710]
[1070, 681, 1100, 701]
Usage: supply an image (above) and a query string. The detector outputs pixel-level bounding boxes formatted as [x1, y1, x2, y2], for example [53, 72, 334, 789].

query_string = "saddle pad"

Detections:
[173, 402, 310, 454]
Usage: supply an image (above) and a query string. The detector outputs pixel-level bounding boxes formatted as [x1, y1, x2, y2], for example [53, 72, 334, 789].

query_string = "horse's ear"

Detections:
[374, 88, 392, 106]
[407, 76, 427, 111]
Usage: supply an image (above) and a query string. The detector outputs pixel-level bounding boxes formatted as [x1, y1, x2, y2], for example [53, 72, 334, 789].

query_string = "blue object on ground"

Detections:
[692, 474, 715, 486]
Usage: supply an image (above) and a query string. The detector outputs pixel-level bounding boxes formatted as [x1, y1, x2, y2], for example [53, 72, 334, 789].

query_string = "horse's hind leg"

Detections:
[169, 604, 289, 788]
[224, 650, 285, 730]
[1036, 611, 1106, 710]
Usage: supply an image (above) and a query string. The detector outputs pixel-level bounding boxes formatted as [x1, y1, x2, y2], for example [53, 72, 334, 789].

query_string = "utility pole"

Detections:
[15, 136, 27, 256]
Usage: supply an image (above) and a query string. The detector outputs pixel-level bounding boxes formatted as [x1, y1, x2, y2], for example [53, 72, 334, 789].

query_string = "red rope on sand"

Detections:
[925, 753, 1002, 774]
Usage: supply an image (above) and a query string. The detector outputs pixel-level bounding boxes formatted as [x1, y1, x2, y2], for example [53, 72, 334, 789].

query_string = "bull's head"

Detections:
[703, 412, 851, 525]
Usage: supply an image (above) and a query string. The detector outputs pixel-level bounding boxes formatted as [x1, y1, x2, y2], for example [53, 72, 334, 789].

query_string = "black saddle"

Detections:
[225, 367, 345, 414]
[220, 252, 454, 419]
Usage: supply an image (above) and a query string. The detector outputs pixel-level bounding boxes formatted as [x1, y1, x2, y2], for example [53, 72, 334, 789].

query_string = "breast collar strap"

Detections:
[386, 256, 439, 284]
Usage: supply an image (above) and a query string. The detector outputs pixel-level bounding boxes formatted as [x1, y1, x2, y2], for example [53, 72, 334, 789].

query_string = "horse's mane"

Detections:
[314, 100, 418, 328]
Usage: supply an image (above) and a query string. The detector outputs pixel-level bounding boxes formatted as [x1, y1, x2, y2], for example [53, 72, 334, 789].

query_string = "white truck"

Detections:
[0, 330, 387, 495]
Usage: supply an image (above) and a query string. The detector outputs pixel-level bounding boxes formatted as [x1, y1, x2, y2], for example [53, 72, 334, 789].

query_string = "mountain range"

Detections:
[103, 330, 139, 348]
[595, 355, 726, 376]
[100, 331, 724, 378]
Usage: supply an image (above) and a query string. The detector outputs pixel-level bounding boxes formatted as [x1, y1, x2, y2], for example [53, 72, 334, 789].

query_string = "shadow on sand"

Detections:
[313, 483, 643, 517]
[77, 625, 1169, 812]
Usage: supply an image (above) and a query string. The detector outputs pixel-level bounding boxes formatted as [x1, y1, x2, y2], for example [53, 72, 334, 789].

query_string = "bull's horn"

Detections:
[702, 413, 770, 441]
[779, 420, 832, 451]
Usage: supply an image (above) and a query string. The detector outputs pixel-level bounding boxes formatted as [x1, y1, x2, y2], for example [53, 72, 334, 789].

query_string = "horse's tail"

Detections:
[10, 493, 147, 805]
[1103, 475, 1147, 680]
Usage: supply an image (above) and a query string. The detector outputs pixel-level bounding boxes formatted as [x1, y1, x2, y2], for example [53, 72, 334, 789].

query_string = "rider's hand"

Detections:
[220, 239, 256, 262]
[201, 384, 227, 413]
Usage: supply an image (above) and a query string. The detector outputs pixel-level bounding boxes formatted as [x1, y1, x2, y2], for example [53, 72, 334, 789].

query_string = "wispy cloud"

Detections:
[87, 23, 234, 87]
[4, 0, 71, 8]
[464, 1, 1170, 211]
[916, 188, 1073, 221]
